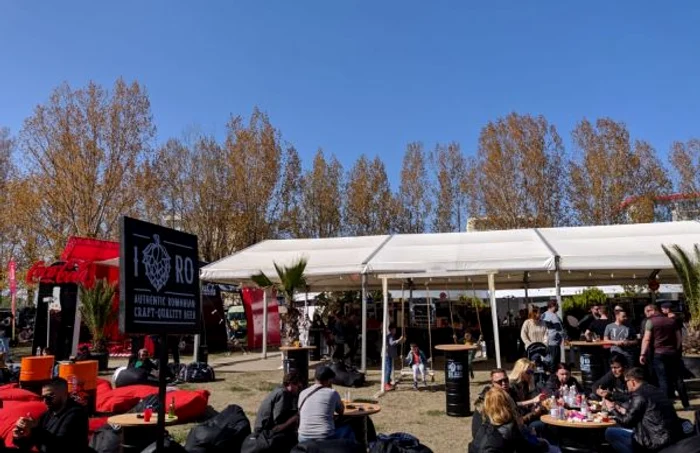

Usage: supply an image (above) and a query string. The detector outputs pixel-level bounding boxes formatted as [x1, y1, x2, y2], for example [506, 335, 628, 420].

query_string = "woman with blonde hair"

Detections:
[520, 306, 547, 349]
[468, 388, 556, 452]
[510, 358, 543, 407]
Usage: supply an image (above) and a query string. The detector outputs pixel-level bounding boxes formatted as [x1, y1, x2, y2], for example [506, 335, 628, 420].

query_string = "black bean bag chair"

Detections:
[291, 439, 364, 453]
[329, 362, 365, 388]
[89, 425, 122, 453]
[658, 435, 700, 453]
[114, 367, 158, 388]
[140, 435, 188, 453]
[185, 404, 251, 453]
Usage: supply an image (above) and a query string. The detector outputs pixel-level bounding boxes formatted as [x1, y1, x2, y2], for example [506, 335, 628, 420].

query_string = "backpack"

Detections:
[179, 362, 215, 383]
[184, 404, 251, 453]
[370, 433, 433, 453]
[330, 362, 366, 388]
[89, 425, 122, 453]
[140, 435, 188, 453]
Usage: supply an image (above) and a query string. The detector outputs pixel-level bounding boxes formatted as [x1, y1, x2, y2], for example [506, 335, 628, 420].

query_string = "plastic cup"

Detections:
[144, 408, 153, 422]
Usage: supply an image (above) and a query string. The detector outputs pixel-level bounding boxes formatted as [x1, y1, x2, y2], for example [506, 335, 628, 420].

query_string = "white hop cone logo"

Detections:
[142, 234, 171, 292]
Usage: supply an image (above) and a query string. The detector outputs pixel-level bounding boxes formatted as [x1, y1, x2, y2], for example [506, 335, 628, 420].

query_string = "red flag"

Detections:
[9, 259, 16, 295]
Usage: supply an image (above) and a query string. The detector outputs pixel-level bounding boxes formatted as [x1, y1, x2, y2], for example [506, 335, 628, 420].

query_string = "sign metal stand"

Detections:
[119, 216, 200, 452]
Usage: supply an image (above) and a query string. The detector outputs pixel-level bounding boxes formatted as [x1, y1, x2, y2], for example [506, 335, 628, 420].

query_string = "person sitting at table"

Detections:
[590, 354, 629, 402]
[604, 367, 683, 453]
[509, 359, 547, 433]
[12, 377, 89, 453]
[253, 372, 303, 452]
[297, 365, 354, 443]
[469, 387, 559, 453]
[544, 363, 583, 397]
[404, 342, 429, 390]
[473, 368, 519, 435]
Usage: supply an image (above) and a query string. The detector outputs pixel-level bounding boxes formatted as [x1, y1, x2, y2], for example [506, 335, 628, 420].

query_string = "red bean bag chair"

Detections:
[0, 383, 18, 391]
[169, 389, 210, 423]
[96, 385, 158, 414]
[0, 387, 41, 402]
[88, 417, 109, 435]
[96, 378, 112, 398]
[0, 401, 47, 447]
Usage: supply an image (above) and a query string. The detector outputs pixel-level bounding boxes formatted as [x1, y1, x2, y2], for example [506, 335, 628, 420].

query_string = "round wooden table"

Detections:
[541, 414, 615, 453]
[280, 346, 316, 388]
[569, 341, 615, 392]
[339, 402, 381, 448]
[107, 414, 179, 453]
[435, 344, 478, 417]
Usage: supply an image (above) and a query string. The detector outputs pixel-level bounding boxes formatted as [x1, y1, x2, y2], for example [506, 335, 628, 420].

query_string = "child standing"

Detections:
[405, 343, 429, 390]
[384, 323, 404, 391]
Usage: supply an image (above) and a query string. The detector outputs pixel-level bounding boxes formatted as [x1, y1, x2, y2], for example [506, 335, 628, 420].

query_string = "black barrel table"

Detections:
[435, 344, 478, 417]
[280, 346, 316, 388]
[569, 341, 612, 392]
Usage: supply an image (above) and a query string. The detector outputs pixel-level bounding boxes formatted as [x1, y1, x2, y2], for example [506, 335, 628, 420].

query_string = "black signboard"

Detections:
[119, 217, 201, 335]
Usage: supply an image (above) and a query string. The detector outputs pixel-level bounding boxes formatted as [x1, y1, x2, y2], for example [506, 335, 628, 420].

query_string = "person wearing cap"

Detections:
[297, 365, 354, 443]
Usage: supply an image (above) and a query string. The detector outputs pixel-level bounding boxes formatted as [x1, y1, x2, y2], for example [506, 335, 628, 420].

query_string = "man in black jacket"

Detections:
[604, 367, 682, 453]
[12, 377, 89, 453]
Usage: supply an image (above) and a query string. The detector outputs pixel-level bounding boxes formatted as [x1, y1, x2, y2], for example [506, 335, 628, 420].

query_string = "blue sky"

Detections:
[2, 1, 700, 184]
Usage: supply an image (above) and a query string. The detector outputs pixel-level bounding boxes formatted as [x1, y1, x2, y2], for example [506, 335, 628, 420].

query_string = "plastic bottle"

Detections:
[168, 397, 176, 418]
[35, 347, 41, 356]
[580, 399, 589, 418]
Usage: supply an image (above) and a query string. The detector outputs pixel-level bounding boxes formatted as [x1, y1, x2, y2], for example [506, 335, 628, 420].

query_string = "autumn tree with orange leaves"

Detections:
[569, 118, 671, 225]
[18, 79, 156, 257]
[476, 113, 568, 229]
[301, 149, 344, 238]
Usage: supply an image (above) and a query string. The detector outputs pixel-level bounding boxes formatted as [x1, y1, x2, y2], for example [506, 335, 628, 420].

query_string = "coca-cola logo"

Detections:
[26, 260, 92, 285]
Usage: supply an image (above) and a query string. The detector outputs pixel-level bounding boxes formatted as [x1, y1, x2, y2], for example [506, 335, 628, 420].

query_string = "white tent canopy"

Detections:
[197, 220, 700, 381]
[197, 235, 392, 288]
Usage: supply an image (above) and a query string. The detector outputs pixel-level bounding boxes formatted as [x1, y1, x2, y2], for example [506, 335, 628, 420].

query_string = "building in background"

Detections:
[620, 193, 700, 223]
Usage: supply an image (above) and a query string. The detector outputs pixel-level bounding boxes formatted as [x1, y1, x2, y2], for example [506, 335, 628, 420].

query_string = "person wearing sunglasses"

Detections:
[473, 369, 518, 435]
[12, 377, 88, 453]
[604, 367, 683, 453]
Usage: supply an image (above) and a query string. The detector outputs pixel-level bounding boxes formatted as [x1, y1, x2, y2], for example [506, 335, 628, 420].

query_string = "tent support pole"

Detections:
[262, 288, 268, 359]
[555, 266, 565, 360]
[488, 273, 501, 369]
[380, 277, 389, 395]
[361, 273, 368, 373]
[523, 272, 530, 306]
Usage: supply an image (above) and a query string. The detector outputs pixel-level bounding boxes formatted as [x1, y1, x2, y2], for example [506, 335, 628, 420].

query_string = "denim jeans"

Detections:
[605, 427, 634, 453]
[653, 353, 690, 407]
[384, 356, 393, 384]
[298, 424, 356, 443]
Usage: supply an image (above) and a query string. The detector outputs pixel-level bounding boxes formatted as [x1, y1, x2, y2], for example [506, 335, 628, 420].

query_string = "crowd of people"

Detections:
[468, 300, 694, 452]
[520, 301, 689, 409]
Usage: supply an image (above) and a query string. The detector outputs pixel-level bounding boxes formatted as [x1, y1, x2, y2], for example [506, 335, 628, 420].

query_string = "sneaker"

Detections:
[384, 383, 394, 392]
[413, 382, 418, 390]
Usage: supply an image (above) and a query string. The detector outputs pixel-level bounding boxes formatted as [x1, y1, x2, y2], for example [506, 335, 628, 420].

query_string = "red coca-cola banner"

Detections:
[25, 260, 95, 285]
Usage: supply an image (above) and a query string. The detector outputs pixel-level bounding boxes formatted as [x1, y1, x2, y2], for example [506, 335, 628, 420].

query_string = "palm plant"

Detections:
[79, 278, 117, 353]
[662, 244, 700, 354]
[251, 258, 308, 346]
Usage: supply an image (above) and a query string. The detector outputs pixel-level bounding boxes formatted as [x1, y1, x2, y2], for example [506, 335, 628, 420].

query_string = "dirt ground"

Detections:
[7, 348, 698, 452]
[163, 354, 699, 452]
